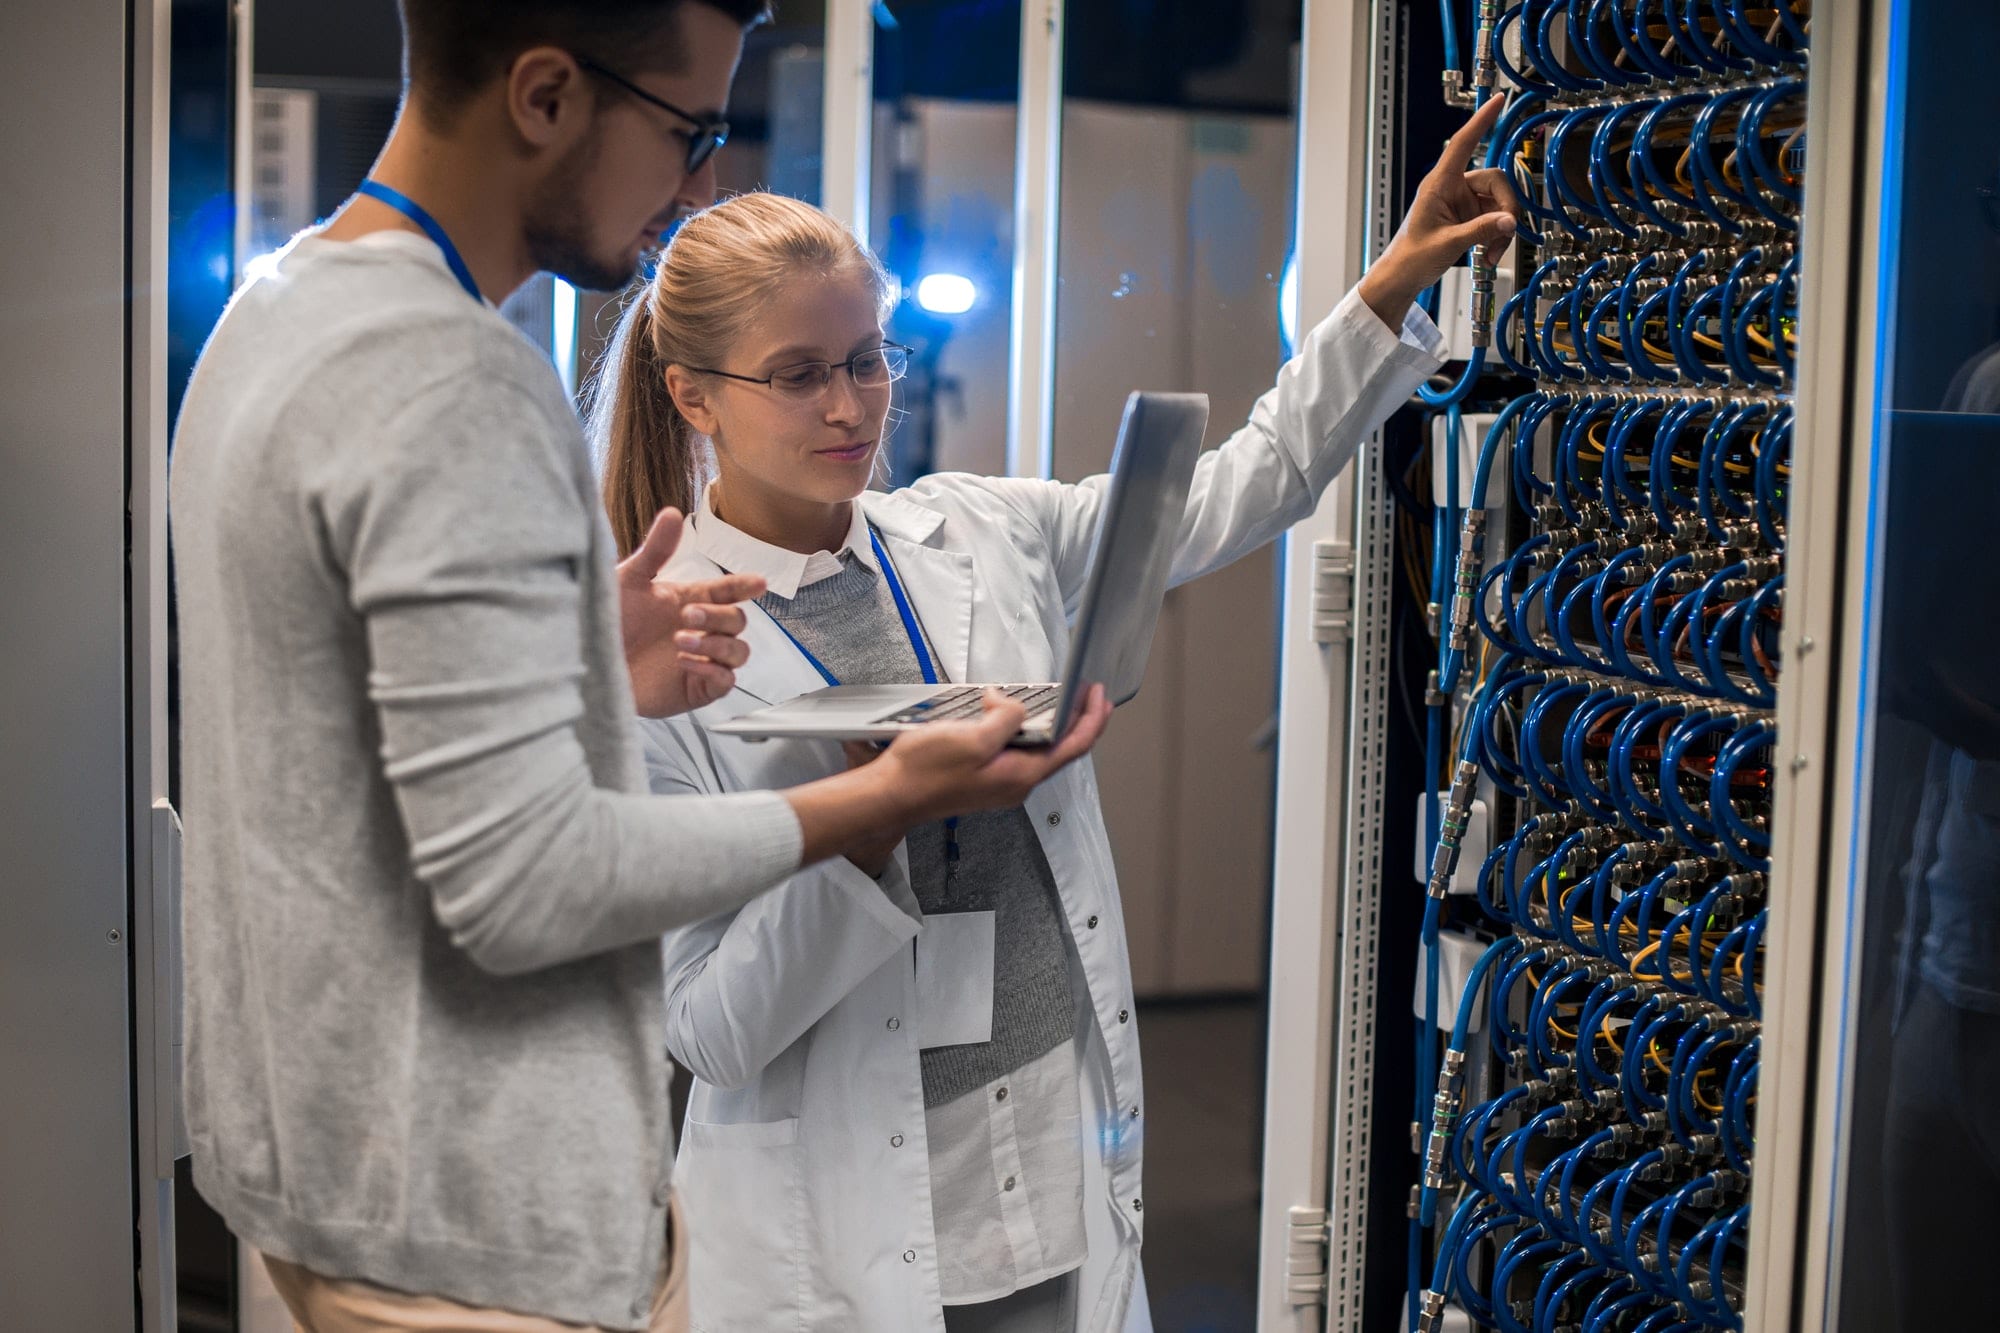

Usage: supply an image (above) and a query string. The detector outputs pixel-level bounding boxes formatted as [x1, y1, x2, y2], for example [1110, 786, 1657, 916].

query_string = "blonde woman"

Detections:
[592, 98, 1516, 1333]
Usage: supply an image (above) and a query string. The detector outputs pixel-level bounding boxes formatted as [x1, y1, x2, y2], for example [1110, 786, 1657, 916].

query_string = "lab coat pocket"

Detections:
[679, 1118, 804, 1331]
[913, 910, 996, 1049]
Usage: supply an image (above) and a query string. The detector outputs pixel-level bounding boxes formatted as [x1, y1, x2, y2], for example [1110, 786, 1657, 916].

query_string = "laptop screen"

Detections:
[1052, 390, 1211, 734]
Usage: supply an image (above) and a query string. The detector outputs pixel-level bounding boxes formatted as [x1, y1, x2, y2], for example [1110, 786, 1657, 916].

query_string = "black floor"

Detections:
[1135, 997, 1266, 1333]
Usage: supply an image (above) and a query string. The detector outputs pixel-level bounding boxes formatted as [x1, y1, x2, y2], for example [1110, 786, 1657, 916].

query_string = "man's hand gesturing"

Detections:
[616, 508, 766, 718]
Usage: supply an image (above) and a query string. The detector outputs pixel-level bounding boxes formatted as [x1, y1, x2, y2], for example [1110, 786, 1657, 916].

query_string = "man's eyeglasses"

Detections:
[686, 345, 914, 401]
[575, 56, 730, 175]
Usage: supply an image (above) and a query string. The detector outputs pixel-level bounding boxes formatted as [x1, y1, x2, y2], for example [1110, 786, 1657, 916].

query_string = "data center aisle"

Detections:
[1133, 999, 1266, 1333]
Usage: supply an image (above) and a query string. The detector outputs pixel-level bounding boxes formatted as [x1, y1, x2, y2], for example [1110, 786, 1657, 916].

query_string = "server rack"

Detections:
[1251, 3, 1983, 1331]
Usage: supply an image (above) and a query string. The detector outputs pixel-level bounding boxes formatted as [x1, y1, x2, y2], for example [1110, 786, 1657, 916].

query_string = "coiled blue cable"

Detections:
[1722, 1039, 1759, 1168]
[1658, 712, 1737, 855]
[1711, 722, 1775, 867]
[1673, 0, 1751, 74]
[1531, 0, 1599, 91]
[1737, 575, 1783, 701]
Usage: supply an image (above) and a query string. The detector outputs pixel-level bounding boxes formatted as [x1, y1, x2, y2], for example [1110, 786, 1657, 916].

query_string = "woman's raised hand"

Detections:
[1358, 94, 1526, 330]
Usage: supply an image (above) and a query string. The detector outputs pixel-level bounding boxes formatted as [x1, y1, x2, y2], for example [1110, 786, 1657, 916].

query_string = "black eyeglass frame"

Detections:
[575, 55, 730, 174]
[684, 344, 917, 395]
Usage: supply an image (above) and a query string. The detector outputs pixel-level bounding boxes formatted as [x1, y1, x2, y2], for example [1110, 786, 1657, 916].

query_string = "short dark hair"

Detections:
[399, 0, 771, 114]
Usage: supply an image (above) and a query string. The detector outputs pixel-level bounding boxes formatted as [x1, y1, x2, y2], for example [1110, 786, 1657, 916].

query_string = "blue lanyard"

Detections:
[356, 179, 482, 301]
[766, 525, 941, 689]
[764, 522, 961, 869]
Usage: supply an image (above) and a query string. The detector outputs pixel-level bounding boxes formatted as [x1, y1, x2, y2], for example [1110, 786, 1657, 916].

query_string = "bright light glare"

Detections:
[915, 273, 977, 315]
[553, 278, 578, 398]
[1279, 251, 1299, 355]
[241, 249, 285, 286]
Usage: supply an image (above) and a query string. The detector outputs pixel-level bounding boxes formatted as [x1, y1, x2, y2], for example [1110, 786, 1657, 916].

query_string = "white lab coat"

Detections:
[638, 288, 1443, 1333]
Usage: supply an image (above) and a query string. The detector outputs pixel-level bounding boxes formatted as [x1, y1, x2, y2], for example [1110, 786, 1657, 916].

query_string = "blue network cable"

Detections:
[1403, 12, 1794, 1330]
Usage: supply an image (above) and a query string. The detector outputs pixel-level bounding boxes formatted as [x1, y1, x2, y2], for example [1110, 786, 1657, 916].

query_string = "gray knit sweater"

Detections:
[760, 554, 1076, 1106]
[169, 230, 806, 1330]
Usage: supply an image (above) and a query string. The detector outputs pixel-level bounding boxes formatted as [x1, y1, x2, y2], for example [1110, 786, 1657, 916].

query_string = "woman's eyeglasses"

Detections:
[687, 345, 914, 401]
[575, 56, 730, 175]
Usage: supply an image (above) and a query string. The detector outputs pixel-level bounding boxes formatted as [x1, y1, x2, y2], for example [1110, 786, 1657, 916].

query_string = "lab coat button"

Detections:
[904, 1250, 917, 1264]
[1004, 1177, 1017, 1191]
[887, 1017, 901, 1031]
[1046, 812, 1062, 827]
[1118, 1009, 1129, 1024]
[891, 1134, 905, 1148]
[1087, 915, 1099, 929]
[996, 1086, 1009, 1102]
[1133, 1198, 1143, 1213]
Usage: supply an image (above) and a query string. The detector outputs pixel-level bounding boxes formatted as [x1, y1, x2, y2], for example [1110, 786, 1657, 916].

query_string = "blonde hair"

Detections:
[586, 192, 894, 558]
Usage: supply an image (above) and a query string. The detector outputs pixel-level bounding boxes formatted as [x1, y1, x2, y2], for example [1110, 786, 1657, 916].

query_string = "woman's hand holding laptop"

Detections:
[795, 685, 1112, 874]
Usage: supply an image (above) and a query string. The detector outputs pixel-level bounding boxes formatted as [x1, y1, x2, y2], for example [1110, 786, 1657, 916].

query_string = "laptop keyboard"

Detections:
[882, 683, 1060, 726]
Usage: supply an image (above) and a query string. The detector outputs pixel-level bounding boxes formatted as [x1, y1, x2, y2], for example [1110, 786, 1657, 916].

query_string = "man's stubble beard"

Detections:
[523, 126, 661, 293]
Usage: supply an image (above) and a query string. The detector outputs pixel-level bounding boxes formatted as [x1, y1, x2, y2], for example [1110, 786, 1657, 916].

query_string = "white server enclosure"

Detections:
[1, 2, 183, 1331]
[1252, 3, 1994, 1332]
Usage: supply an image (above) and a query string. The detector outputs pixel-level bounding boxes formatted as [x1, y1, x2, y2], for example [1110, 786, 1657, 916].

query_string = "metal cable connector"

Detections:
[1448, 509, 1489, 653]
[1469, 252, 1498, 349]
[1471, 0, 1502, 100]
[1427, 760, 1483, 901]
[1421, 1052, 1467, 1192]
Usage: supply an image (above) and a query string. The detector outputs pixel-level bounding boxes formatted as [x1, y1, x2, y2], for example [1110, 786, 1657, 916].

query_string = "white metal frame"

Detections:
[1254, 0, 1394, 1327]
[1322, 8, 1404, 1329]
[132, 2, 181, 1330]
[1005, 0, 1064, 479]
[819, 0, 876, 246]
[1740, 1, 1882, 1328]
[232, 0, 256, 275]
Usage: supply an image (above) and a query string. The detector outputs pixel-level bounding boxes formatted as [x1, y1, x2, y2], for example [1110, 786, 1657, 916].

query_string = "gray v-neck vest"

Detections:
[759, 554, 1075, 1107]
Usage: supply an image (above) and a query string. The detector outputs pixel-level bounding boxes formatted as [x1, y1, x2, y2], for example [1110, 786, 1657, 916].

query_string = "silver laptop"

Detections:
[709, 391, 1211, 747]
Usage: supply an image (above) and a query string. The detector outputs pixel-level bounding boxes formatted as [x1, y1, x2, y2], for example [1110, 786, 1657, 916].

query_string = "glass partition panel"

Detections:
[1052, 0, 1299, 995]
[867, 2, 1023, 484]
[1832, 3, 2000, 1330]
[1049, 3, 1301, 1326]
[708, 2, 830, 202]
[167, 2, 245, 1323]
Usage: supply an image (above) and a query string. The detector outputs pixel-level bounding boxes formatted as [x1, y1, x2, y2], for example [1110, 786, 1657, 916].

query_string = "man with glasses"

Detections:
[577, 54, 732, 175]
[168, 3, 1111, 1331]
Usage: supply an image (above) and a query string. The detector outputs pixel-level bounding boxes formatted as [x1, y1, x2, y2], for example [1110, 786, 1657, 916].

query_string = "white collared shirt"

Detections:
[923, 1028, 1089, 1303]
[691, 482, 877, 599]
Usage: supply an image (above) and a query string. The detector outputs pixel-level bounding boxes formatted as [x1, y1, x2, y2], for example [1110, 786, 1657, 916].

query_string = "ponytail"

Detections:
[589, 290, 703, 560]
